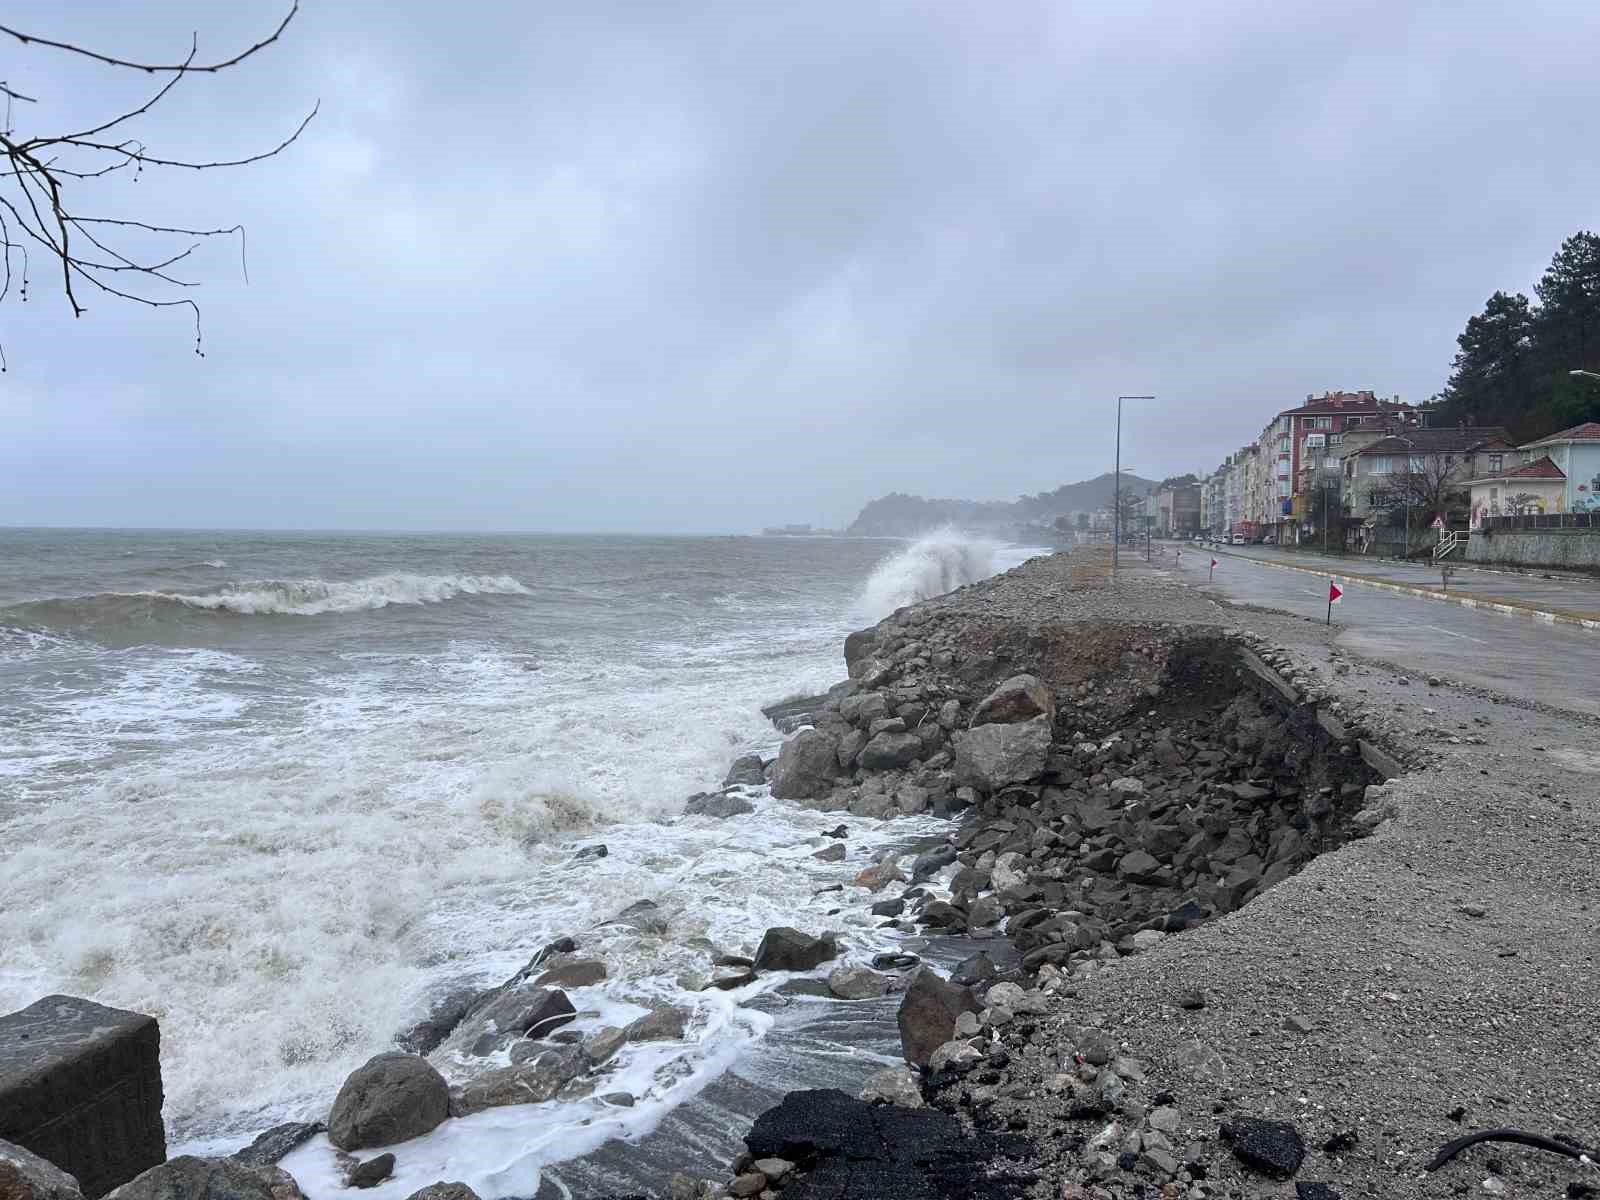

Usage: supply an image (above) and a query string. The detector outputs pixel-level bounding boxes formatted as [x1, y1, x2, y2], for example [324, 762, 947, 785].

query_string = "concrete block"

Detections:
[0, 996, 166, 1198]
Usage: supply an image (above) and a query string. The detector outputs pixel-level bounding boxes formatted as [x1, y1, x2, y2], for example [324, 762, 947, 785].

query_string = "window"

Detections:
[1308, 416, 1331, 430]
[1488, 453, 1503, 473]
[1328, 433, 1344, 446]
[1409, 454, 1425, 473]
[1370, 456, 1391, 474]
[1278, 436, 1290, 452]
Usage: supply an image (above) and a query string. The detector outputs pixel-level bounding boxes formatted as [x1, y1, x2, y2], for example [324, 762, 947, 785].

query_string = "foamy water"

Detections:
[0, 528, 1039, 1194]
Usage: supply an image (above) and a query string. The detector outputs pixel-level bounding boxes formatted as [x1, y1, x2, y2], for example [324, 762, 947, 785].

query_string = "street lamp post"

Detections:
[1113, 395, 1155, 578]
[1571, 369, 1600, 382]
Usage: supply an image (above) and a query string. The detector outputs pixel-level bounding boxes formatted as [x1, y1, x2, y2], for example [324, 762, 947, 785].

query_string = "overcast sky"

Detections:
[3, 1, 1597, 532]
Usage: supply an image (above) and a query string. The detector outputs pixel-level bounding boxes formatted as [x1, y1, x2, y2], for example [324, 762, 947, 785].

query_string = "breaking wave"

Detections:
[1, 572, 532, 626]
[855, 528, 997, 620]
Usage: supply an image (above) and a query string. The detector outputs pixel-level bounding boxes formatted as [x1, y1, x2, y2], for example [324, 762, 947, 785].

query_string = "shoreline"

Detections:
[12, 549, 1600, 1200]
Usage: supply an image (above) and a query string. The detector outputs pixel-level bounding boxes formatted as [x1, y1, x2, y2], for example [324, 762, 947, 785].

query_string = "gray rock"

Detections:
[231, 1122, 324, 1168]
[465, 987, 576, 1045]
[950, 953, 997, 987]
[870, 897, 905, 917]
[453, 1047, 585, 1115]
[401, 1186, 480, 1200]
[843, 629, 878, 671]
[624, 1007, 691, 1043]
[1283, 1014, 1314, 1034]
[859, 1065, 924, 1108]
[533, 961, 607, 990]
[839, 690, 888, 726]
[927, 1039, 982, 1074]
[602, 899, 669, 936]
[859, 731, 922, 770]
[753, 927, 839, 972]
[684, 792, 756, 819]
[752, 1158, 794, 1184]
[827, 966, 892, 1000]
[910, 843, 957, 882]
[836, 728, 868, 770]
[952, 718, 1052, 791]
[581, 1025, 627, 1066]
[104, 1158, 301, 1200]
[990, 850, 1028, 892]
[1116, 849, 1168, 885]
[896, 967, 980, 1068]
[0, 1139, 84, 1200]
[770, 728, 840, 800]
[723, 754, 767, 787]
[346, 1155, 394, 1189]
[965, 897, 1003, 931]
[894, 785, 930, 815]
[327, 1052, 451, 1151]
[1148, 1105, 1181, 1134]
[970, 674, 1054, 727]
[813, 843, 846, 862]
[395, 985, 481, 1055]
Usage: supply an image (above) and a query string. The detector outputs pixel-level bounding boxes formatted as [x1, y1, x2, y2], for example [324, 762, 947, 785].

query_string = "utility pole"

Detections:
[1113, 395, 1154, 579]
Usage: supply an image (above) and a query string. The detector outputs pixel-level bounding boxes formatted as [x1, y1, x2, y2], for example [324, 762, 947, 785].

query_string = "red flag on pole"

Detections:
[1326, 579, 1342, 624]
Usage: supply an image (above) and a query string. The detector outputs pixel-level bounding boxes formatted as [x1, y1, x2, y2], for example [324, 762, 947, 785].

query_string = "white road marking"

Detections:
[1420, 624, 1487, 645]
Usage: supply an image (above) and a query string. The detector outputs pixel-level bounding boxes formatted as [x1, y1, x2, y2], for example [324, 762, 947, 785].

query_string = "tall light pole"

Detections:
[1571, 369, 1600, 382]
[1113, 395, 1154, 577]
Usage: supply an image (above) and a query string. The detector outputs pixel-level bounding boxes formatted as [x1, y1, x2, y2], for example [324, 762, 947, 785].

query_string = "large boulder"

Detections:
[951, 718, 1052, 791]
[327, 1053, 450, 1151]
[402, 1188, 480, 1200]
[0, 1140, 83, 1200]
[858, 732, 922, 771]
[842, 629, 877, 671]
[752, 927, 839, 972]
[970, 675, 1054, 727]
[103, 1158, 301, 1200]
[769, 729, 840, 800]
[895, 968, 980, 1069]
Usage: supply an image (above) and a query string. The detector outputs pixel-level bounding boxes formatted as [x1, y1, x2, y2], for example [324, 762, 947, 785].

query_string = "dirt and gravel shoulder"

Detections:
[937, 553, 1600, 1199]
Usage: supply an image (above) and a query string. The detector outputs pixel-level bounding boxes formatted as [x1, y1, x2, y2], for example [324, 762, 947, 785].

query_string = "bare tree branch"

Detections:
[0, 5, 312, 366]
[0, 5, 300, 76]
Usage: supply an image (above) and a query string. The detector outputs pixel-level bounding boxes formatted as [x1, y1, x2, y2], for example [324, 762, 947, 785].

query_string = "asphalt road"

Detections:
[1205, 542, 1600, 618]
[1156, 546, 1600, 718]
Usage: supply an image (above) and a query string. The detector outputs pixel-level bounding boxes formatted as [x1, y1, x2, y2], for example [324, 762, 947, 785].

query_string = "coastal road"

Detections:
[1160, 547, 1600, 718]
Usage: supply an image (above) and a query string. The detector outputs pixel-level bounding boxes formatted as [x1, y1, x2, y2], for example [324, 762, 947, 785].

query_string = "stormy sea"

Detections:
[0, 527, 1030, 1198]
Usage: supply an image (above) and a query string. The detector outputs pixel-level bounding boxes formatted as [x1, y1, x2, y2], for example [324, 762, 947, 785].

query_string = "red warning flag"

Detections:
[1328, 580, 1343, 604]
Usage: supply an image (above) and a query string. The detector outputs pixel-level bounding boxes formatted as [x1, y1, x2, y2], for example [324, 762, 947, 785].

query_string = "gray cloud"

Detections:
[4, 0, 1598, 531]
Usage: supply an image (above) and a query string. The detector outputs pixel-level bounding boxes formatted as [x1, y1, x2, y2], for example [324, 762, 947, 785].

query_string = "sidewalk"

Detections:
[1185, 543, 1600, 630]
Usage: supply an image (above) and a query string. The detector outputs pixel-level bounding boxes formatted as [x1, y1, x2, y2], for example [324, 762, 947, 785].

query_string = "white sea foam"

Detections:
[854, 528, 998, 621]
[166, 572, 531, 615]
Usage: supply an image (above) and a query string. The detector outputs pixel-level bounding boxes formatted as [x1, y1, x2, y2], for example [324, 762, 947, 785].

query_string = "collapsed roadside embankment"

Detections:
[671, 551, 1600, 1200]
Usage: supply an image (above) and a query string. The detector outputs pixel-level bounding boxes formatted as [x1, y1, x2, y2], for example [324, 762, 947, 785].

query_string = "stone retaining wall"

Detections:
[1467, 527, 1600, 569]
